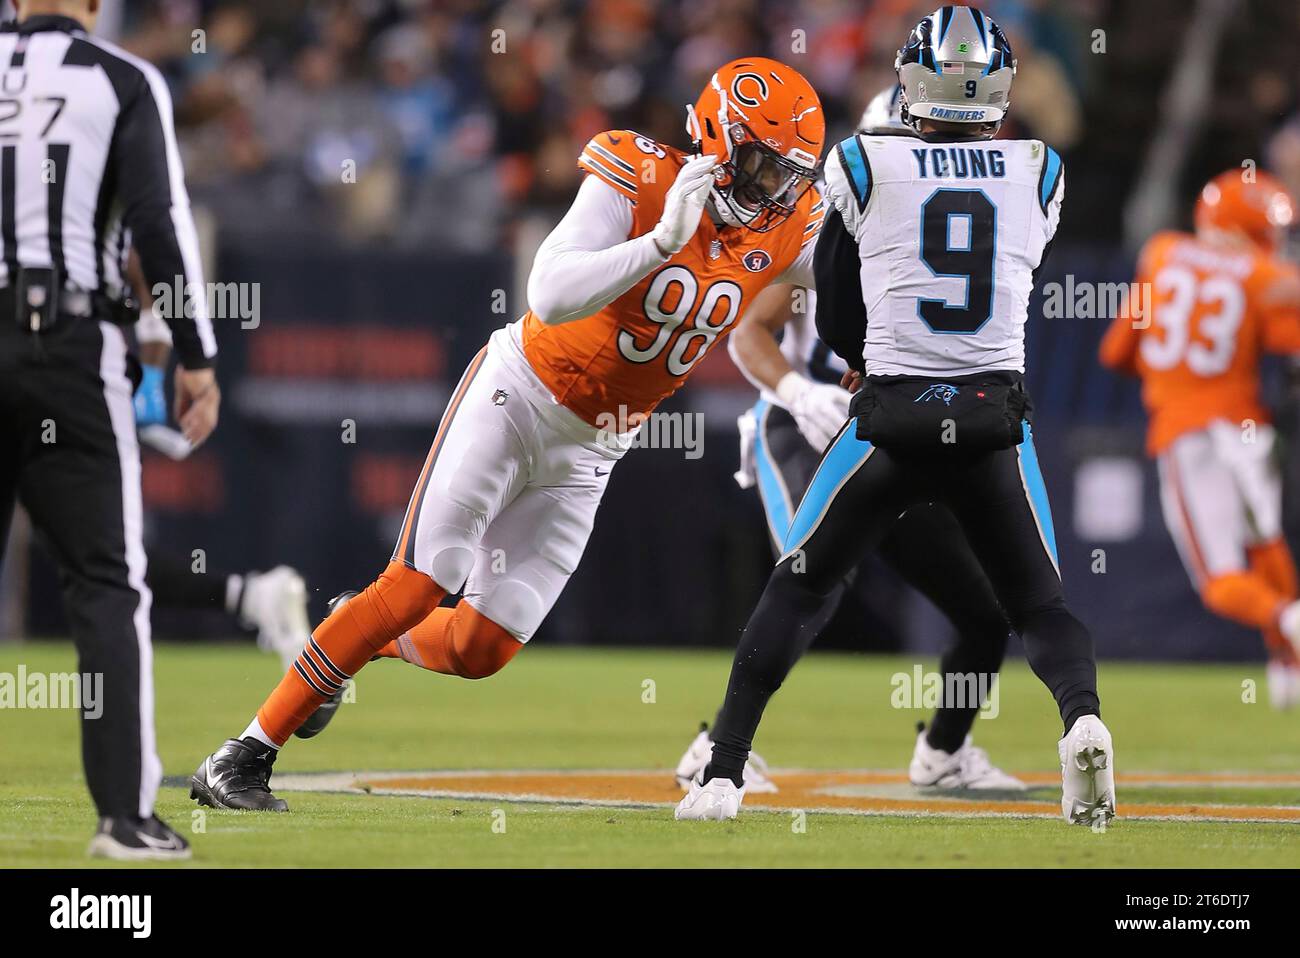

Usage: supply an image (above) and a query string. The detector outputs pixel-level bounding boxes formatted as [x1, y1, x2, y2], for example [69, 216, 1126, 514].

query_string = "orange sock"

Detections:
[1200, 570, 1288, 632]
[375, 600, 521, 679]
[255, 561, 445, 745]
[1249, 538, 1299, 599]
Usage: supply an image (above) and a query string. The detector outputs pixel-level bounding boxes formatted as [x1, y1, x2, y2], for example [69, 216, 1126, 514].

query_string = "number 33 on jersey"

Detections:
[1100, 229, 1300, 454]
[521, 130, 824, 427]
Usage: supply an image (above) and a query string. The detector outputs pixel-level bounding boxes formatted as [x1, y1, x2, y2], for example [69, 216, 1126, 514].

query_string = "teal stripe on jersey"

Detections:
[1039, 146, 1063, 211]
[837, 136, 872, 211]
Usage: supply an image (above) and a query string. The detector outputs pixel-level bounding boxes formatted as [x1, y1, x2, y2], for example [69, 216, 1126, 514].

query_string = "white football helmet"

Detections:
[895, 5, 1017, 134]
[859, 83, 909, 134]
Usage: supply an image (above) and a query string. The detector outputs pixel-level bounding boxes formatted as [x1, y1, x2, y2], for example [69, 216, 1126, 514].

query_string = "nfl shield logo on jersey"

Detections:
[743, 250, 772, 272]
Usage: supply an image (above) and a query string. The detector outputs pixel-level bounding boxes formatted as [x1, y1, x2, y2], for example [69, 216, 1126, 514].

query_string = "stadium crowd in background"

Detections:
[101, 0, 1095, 252]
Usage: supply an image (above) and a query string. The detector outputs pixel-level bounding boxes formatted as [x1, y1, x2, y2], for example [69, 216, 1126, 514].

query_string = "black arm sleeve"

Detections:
[813, 207, 867, 374]
[112, 70, 215, 369]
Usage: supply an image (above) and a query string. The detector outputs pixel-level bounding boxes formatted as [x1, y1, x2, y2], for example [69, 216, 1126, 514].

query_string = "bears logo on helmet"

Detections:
[686, 57, 824, 233]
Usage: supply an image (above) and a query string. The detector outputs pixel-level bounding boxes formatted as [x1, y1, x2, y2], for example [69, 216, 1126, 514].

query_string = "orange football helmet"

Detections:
[686, 57, 824, 233]
[1195, 169, 1295, 252]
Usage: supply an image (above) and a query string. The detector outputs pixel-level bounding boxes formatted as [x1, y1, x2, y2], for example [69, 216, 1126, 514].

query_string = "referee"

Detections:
[0, 1, 219, 859]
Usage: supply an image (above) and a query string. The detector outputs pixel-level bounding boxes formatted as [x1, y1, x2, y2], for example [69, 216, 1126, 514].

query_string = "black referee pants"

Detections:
[0, 315, 160, 820]
[712, 419, 1100, 778]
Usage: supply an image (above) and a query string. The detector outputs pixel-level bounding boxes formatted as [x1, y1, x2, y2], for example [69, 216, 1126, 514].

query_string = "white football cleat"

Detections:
[909, 729, 1027, 791]
[673, 727, 777, 794]
[1266, 660, 1300, 710]
[240, 566, 311, 669]
[743, 744, 777, 793]
[1058, 715, 1116, 830]
[674, 773, 743, 821]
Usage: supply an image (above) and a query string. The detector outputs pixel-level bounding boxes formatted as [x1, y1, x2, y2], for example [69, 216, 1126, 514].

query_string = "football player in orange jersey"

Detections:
[1099, 169, 1300, 707]
[189, 58, 831, 809]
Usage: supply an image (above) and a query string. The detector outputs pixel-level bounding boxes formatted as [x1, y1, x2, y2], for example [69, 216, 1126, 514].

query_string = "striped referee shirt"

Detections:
[0, 14, 215, 368]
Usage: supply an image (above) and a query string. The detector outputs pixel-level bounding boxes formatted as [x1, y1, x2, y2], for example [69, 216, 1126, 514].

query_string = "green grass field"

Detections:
[2, 641, 1299, 868]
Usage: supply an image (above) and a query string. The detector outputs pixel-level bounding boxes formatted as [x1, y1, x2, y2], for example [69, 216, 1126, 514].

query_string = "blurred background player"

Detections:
[674, 84, 1023, 795]
[131, 288, 310, 670]
[190, 57, 834, 811]
[1100, 169, 1300, 707]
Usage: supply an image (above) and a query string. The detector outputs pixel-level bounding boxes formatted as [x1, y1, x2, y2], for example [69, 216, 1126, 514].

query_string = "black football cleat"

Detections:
[294, 590, 357, 739]
[87, 814, 192, 860]
[191, 737, 289, 812]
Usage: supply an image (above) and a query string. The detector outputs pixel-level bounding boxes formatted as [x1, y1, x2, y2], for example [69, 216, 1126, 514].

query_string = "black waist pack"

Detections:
[850, 372, 1032, 453]
[12, 266, 62, 333]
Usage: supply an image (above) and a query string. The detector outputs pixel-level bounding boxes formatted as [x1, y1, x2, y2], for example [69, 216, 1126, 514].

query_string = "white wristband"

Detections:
[775, 371, 811, 409]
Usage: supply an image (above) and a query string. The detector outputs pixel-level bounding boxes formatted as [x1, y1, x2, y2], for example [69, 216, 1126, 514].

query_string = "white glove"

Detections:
[651, 154, 717, 255]
[777, 372, 850, 452]
[734, 408, 758, 489]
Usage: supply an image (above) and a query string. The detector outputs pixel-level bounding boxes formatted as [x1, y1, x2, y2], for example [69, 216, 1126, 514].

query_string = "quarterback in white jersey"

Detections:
[673, 85, 1022, 797]
[821, 132, 1062, 377]
[679, 6, 1113, 830]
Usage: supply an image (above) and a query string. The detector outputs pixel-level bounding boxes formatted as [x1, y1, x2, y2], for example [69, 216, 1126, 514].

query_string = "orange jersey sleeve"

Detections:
[577, 131, 644, 202]
[1253, 259, 1300, 354]
[1099, 233, 1175, 376]
[522, 135, 818, 427]
[1098, 313, 1139, 376]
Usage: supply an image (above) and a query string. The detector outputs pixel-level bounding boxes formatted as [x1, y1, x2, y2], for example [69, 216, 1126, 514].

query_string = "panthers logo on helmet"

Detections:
[895, 5, 1016, 131]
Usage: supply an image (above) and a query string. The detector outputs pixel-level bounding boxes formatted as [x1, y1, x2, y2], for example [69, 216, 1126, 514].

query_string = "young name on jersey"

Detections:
[822, 133, 1063, 378]
[911, 146, 1007, 180]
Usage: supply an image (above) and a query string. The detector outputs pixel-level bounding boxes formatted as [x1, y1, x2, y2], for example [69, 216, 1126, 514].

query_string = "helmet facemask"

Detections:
[710, 134, 816, 233]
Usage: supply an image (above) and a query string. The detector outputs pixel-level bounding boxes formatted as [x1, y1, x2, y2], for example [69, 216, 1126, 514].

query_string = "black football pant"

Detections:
[710, 419, 1100, 783]
[730, 401, 1011, 752]
[0, 316, 161, 820]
